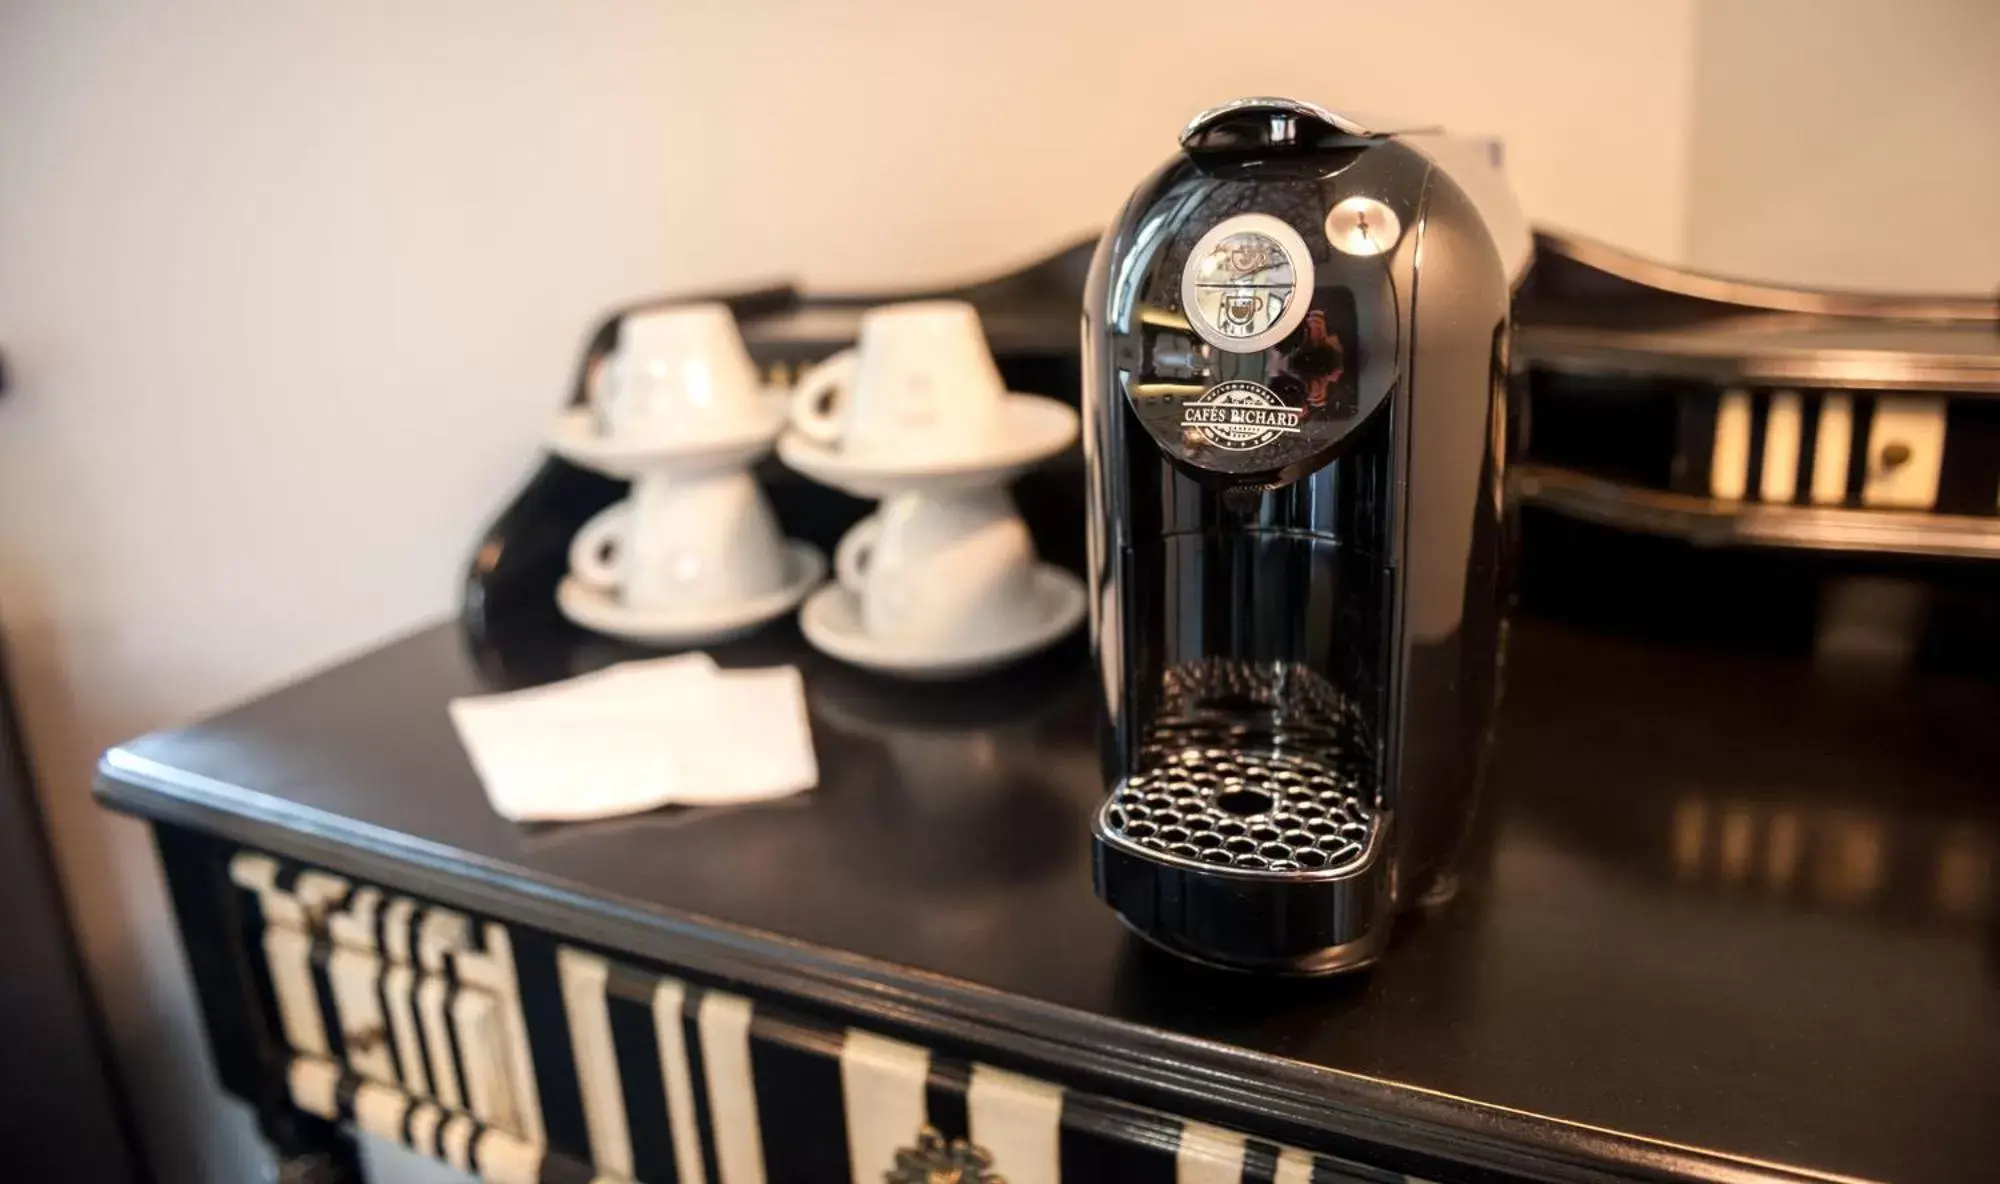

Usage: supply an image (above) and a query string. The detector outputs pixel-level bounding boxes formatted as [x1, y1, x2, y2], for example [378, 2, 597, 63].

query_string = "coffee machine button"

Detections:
[1326, 197, 1402, 257]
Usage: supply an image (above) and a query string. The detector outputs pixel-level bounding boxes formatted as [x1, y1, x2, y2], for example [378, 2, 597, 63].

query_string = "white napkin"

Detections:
[448, 653, 818, 823]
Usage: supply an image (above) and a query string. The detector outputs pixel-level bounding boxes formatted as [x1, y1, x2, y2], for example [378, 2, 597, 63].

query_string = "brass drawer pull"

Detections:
[347, 1027, 386, 1055]
[889, 1125, 1003, 1184]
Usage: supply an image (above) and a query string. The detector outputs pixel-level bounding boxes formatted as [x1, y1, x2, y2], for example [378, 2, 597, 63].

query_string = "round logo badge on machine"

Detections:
[1180, 213, 1315, 353]
[1179, 380, 1301, 451]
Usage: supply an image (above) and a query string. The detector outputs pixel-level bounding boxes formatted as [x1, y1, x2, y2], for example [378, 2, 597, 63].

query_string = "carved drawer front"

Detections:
[550, 945, 1419, 1184]
[232, 853, 1425, 1184]
[229, 854, 544, 1145]
[1708, 389, 1951, 510]
[284, 1055, 587, 1184]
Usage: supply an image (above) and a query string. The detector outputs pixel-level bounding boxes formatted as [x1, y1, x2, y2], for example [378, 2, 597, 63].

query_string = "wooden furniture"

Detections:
[95, 520, 2000, 1184]
[1516, 230, 2000, 560]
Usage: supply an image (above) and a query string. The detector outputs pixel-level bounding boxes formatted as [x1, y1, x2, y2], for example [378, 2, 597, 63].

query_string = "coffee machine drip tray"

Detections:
[1102, 726, 1374, 875]
[1091, 661, 1392, 975]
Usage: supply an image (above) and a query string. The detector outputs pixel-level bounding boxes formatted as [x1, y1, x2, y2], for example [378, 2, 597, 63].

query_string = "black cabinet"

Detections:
[101, 592, 2000, 1184]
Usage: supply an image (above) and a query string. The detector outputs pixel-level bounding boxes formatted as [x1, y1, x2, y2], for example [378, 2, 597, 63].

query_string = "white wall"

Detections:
[0, 4, 1701, 1182]
[643, 0, 1700, 286]
[0, 4, 687, 1181]
[1685, 0, 2000, 293]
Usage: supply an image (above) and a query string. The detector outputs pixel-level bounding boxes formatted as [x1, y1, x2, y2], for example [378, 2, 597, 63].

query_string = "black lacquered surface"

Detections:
[102, 523, 2000, 1184]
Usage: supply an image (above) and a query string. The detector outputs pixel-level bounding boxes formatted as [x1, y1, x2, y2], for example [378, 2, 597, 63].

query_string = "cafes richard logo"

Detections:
[1181, 380, 1302, 451]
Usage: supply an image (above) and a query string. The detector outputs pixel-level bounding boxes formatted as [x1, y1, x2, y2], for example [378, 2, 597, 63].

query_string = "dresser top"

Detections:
[98, 573, 2000, 1184]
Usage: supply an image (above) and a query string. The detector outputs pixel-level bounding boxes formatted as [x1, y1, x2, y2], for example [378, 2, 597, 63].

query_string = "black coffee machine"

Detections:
[1084, 98, 1525, 973]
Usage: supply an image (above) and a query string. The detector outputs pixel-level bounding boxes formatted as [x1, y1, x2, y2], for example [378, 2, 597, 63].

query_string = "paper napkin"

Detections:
[448, 653, 819, 823]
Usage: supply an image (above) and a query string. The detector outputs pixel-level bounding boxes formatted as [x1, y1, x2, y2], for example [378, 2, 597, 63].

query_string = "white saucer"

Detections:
[776, 394, 1078, 498]
[798, 564, 1086, 681]
[548, 391, 789, 480]
[557, 541, 824, 647]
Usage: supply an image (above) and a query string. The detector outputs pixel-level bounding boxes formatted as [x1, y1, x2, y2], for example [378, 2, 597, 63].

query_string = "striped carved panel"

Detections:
[236, 851, 1426, 1183]
[1707, 389, 1958, 510]
[1521, 367, 2000, 524]
[286, 1055, 586, 1183]
[229, 853, 545, 1146]
[552, 946, 1414, 1184]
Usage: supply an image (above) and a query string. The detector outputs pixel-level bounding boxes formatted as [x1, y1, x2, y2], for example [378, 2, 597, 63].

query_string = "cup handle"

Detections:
[585, 353, 614, 434]
[790, 349, 859, 445]
[834, 515, 882, 595]
[569, 503, 633, 591]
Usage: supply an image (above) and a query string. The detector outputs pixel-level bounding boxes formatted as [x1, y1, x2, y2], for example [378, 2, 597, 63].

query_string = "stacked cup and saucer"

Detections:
[548, 303, 824, 647]
[779, 300, 1083, 679]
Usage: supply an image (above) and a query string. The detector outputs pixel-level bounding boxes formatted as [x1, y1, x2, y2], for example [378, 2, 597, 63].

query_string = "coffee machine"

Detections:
[1084, 98, 1526, 973]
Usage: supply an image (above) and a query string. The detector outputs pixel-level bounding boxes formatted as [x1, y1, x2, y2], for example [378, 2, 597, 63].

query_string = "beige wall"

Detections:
[1685, 0, 2000, 293]
[0, 5, 690, 1181]
[2, 4, 1692, 1182]
[647, 0, 1699, 285]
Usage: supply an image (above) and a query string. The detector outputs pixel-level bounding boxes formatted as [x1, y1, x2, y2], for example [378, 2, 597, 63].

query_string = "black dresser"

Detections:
[95, 516, 2000, 1184]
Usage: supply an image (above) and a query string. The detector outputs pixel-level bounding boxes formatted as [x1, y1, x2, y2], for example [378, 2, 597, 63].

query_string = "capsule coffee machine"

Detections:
[1085, 98, 1528, 973]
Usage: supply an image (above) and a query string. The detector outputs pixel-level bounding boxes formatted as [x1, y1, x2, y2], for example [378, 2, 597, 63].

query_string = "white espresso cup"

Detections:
[834, 488, 1043, 650]
[790, 300, 1006, 463]
[569, 470, 787, 610]
[593, 302, 764, 445]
